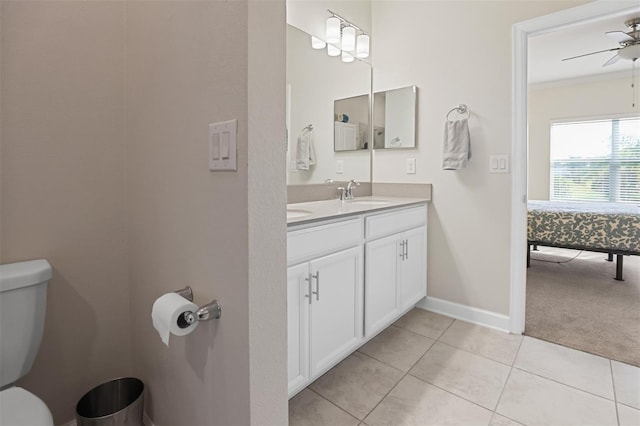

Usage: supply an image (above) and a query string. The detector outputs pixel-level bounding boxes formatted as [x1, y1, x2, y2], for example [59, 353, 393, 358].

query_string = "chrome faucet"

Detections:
[346, 179, 360, 200]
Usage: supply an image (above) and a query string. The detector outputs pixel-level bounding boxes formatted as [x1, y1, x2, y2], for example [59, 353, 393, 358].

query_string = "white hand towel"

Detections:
[296, 128, 316, 170]
[442, 119, 471, 170]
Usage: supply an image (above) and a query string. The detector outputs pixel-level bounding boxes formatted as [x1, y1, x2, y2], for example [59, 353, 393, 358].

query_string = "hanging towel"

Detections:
[295, 127, 316, 170]
[442, 119, 471, 170]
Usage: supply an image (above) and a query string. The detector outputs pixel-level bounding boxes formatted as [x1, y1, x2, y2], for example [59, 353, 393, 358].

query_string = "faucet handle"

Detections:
[337, 187, 347, 200]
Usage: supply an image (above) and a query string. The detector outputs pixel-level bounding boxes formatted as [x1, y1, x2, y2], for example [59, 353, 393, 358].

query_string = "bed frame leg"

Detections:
[606, 253, 613, 262]
[533, 244, 539, 251]
[615, 255, 624, 281]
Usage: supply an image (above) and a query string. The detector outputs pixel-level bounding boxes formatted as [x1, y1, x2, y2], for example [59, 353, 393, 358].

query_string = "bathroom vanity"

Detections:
[286, 197, 428, 398]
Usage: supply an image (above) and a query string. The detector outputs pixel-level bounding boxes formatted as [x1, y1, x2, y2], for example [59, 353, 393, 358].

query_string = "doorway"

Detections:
[510, 1, 640, 337]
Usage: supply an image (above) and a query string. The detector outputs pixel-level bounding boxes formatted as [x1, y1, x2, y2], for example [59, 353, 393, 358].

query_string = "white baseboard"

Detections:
[416, 296, 511, 333]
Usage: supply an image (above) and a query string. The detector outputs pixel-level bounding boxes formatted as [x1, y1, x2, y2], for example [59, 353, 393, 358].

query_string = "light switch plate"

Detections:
[489, 155, 509, 174]
[406, 158, 416, 174]
[209, 120, 237, 171]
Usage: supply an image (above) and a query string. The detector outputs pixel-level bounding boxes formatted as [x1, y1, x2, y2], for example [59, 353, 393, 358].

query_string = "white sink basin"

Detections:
[348, 199, 392, 206]
[287, 208, 312, 219]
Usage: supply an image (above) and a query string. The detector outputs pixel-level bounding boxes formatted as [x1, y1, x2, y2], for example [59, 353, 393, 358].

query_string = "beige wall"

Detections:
[126, 1, 287, 425]
[2, 1, 287, 424]
[528, 75, 640, 200]
[0, 2, 132, 423]
[371, 0, 588, 315]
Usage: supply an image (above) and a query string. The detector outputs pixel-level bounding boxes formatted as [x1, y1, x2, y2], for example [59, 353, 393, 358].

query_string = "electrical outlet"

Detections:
[406, 158, 416, 174]
[336, 160, 344, 174]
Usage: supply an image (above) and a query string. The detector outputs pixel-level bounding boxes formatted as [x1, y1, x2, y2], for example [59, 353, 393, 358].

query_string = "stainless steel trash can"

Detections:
[76, 377, 144, 426]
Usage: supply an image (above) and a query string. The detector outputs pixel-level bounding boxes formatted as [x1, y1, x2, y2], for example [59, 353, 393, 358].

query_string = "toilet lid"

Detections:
[0, 387, 53, 426]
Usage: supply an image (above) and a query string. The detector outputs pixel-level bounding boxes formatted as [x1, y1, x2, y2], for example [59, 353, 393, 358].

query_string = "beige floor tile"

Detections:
[612, 361, 640, 409]
[514, 337, 614, 399]
[440, 320, 522, 365]
[359, 325, 435, 372]
[618, 403, 640, 426]
[489, 414, 523, 426]
[393, 308, 454, 340]
[409, 342, 510, 409]
[309, 352, 404, 420]
[364, 375, 493, 426]
[496, 368, 617, 426]
[289, 389, 360, 426]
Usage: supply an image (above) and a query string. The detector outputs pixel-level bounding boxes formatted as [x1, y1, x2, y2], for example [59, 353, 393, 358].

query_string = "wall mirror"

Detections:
[372, 86, 417, 149]
[334, 94, 370, 152]
[286, 24, 372, 185]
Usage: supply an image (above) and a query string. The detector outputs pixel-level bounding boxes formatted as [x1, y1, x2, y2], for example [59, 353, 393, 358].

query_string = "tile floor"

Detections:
[289, 308, 640, 426]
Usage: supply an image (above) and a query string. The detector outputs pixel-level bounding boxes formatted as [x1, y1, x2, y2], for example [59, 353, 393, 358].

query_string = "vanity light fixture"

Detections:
[342, 26, 356, 52]
[326, 16, 341, 44]
[311, 36, 326, 50]
[327, 44, 341, 57]
[356, 34, 370, 59]
[325, 10, 370, 61]
[341, 51, 355, 63]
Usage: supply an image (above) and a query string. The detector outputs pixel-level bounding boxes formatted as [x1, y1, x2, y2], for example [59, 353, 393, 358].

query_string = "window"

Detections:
[550, 117, 640, 203]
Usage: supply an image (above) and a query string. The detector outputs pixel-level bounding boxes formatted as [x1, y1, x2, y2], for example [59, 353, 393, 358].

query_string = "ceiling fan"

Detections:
[562, 18, 640, 66]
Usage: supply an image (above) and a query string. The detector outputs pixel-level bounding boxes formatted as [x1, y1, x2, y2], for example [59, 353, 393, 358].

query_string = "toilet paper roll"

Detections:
[151, 293, 199, 346]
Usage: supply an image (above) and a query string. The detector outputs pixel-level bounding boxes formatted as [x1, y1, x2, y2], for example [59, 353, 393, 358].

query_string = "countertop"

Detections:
[287, 196, 429, 226]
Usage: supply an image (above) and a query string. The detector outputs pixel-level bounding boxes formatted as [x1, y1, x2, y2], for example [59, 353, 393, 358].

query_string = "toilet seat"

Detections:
[0, 387, 53, 426]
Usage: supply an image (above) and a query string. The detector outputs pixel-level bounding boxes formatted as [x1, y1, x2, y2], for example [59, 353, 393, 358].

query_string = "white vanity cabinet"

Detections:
[364, 206, 427, 338]
[287, 202, 427, 398]
[287, 218, 363, 397]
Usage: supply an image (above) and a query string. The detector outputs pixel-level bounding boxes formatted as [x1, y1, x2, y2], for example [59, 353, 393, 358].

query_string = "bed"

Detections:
[527, 200, 640, 280]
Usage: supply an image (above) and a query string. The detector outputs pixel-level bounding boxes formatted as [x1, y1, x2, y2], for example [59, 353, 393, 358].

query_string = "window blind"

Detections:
[549, 118, 640, 204]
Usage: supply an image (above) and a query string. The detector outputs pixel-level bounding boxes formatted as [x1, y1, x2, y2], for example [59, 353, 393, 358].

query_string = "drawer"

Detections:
[365, 205, 427, 240]
[287, 217, 363, 265]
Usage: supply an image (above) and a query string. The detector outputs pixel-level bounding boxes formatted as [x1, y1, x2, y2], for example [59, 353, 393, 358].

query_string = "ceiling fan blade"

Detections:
[606, 31, 635, 44]
[603, 53, 621, 67]
[561, 48, 620, 61]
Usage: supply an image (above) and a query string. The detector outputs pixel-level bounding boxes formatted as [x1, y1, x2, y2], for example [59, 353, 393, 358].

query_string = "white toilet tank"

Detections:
[0, 259, 52, 387]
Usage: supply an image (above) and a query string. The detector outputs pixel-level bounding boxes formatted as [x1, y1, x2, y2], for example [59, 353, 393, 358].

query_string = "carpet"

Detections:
[525, 246, 640, 367]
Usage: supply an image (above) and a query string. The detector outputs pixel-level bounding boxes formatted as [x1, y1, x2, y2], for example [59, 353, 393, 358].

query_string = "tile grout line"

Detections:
[356, 318, 458, 422]
[306, 387, 361, 424]
[489, 335, 527, 423]
[510, 365, 619, 404]
[610, 359, 621, 426]
[435, 339, 520, 368]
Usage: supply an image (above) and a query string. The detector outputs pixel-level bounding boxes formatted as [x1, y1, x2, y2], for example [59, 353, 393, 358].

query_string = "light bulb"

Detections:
[327, 44, 340, 57]
[326, 17, 341, 44]
[356, 34, 370, 58]
[311, 36, 326, 50]
[341, 50, 355, 63]
[342, 26, 356, 52]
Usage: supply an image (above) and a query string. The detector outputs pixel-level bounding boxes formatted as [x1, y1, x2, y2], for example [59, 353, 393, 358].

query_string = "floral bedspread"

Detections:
[527, 200, 640, 254]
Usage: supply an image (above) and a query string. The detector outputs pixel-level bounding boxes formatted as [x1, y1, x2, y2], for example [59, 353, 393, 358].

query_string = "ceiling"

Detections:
[528, 11, 640, 85]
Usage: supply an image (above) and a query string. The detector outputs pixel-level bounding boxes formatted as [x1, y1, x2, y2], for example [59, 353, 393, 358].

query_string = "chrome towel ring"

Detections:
[446, 104, 470, 121]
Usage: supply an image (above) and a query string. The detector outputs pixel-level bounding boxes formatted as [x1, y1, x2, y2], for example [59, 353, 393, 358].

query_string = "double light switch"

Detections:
[209, 120, 237, 171]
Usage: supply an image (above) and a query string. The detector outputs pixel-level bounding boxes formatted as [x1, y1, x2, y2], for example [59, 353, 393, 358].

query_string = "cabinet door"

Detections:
[287, 263, 310, 397]
[309, 246, 363, 377]
[364, 234, 401, 338]
[399, 227, 427, 311]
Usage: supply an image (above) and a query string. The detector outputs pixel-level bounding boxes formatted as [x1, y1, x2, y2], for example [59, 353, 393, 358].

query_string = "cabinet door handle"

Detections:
[312, 271, 320, 301]
[400, 240, 405, 260]
[305, 273, 312, 304]
[405, 239, 409, 260]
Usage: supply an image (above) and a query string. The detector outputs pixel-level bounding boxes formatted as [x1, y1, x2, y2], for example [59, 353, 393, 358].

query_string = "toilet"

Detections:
[0, 259, 54, 425]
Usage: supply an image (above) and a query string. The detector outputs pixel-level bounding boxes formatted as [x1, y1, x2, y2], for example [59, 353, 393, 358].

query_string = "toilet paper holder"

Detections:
[174, 286, 222, 323]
